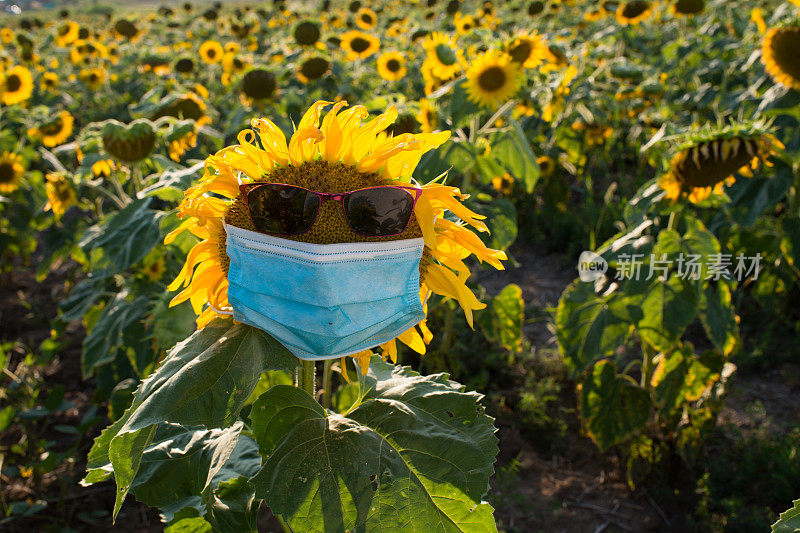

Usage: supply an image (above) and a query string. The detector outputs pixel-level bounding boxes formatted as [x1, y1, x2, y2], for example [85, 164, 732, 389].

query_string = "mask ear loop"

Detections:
[208, 302, 235, 316]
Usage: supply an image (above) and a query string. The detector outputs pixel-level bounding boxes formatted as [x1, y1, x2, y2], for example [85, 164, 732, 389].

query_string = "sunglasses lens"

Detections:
[344, 187, 415, 236]
[246, 184, 319, 235]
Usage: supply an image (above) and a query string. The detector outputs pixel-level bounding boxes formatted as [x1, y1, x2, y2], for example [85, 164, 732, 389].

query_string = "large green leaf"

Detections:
[773, 499, 800, 533]
[481, 283, 524, 351]
[579, 360, 651, 452]
[698, 281, 738, 356]
[83, 319, 296, 520]
[650, 345, 725, 420]
[556, 280, 640, 377]
[250, 356, 498, 533]
[79, 197, 166, 277]
[490, 123, 540, 193]
[636, 275, 699, 354]
[652, 216, 719, 281]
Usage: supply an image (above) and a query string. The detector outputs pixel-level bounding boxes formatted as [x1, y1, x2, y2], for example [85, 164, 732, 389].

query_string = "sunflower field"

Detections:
[2, 0, 800, 531]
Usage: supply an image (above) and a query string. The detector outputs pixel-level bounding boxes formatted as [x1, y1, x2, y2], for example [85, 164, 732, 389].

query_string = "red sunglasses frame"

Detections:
[238, 182, 423, 237]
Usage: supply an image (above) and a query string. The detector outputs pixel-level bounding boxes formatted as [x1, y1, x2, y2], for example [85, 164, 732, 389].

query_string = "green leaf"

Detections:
[79, 197, 166, 277]
[0, 406, 15, 432]
[482, 284, 524, 351]
[140, 162, 204, 202]
[556, 280, 640, 377]
[82, 319, 297, 520]
[772, 499, 800, 533]
[698, 281, 738, 356]
[165, 517, 213, 533]
[579, 360, 651, 452]
[250, 356, 498, 533]
[490, 122, 540, 193]
[441, 140, 478, 175]
[653, 216, 719, 281]
[206, 476, 260, 533]
[637, 275, 699, 354]
[650, 345, 725, 419]
[450, 80, 481, 128]
[59, 276, 105, 322]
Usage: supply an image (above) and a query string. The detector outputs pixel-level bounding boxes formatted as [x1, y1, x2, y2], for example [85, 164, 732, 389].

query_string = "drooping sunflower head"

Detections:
[151, 92, 210, 125]
[1, 65, 33, 106]
[671, 0, 705, 17]
[658, 124, 784, 204]
[101, 119, 158, 163]
[465, 49, 523, 109]
[340, 30, 380, 60]
[0, 152, 25, 194]
[616, 0, 652, 25]
[297, 56, 331, 83]
[505, 31, 548, 69]
[28, 110, 74, 148]
[376, 51, 407, 81]
[167, 101, 506, 369]
[422, 32, 465, 80]
[762, 26, 800, 90]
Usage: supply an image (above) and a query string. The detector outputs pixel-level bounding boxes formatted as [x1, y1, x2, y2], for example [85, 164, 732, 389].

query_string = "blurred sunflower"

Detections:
[537, 155, 555, 177]
[199, 40, 224, 63]
[465, 50, 522, 108]
[376, 51, 407, 81]
[175, 57, 195, 74]
[0, 152, 25, 194]
[44, 173, 76, 218]
[297, 56, 330, 83]
[294, 20, 321, 46]
[416, 99, 439, 133]
[1, 66, 33, 105]
[354, 7, 377, 30]
[659, 131, 783, 204]
[166, 100, 506, 372]
[80, 67, 106, 90]
[91, 158, 115, 178]
[55, 21, 79, 47]
[762, 26, 800, 90]
[340, 30, 380, 59]
[113, 19, 142, 40]
[505, 31, 548, 69]
[454, 12, 476, 34]
[422, 32, 465, 80]
[240, 68, 278, 102]
[0, 28, 14, 43]
[492, 173, 514, 195]
[28, 110, 75, 147]
[616, 0, 652, 25]
[671, 0, 705, 16]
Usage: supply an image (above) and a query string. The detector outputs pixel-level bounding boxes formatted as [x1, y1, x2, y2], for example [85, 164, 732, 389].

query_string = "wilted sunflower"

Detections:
[465, 50, 523, 109]
[1, 65, 34, 105]
[354, 7, 377, 30]
[616, 0, 652, 25]
[505, 31, 548, 69]
[0, 152, 25, 194]
[199, 40, 224, 63]
[28, 110, 74, 147]
[416, 99, 439, 133]
[659, 129, 783, 204]
[55, 21, 79, 47]
[762, 26, 800, 90]
[166, 100, 506, 372]
[44, 173, 76, 218]
[240, 68, 277, 102]
[376, 51, 407, 81]
[340, 30, 380, 60]
[422, 32, 465, 80]
[297, 56, 331, 83]
[671, 0, 705, 16]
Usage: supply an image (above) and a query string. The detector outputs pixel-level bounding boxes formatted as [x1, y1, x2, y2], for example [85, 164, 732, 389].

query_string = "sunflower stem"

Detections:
[322, 359, 333, 410]
[299, 359, 316, 399]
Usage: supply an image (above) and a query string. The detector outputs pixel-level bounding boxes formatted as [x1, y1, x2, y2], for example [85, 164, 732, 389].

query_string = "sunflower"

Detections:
[421, 32, 465, 80]
[340, 30, 380, 60]
[1, 65, 34, 105]
[144, 256, 167, 282]
[28, 110, 75, 147]
[537, 155, 555, 177]
[55, 21, 79, 47]
[528, 1, 545, 15]
[355, 7, 377, 30]
[91, 158, 115, 178]
[762, 26, 800, 90]
[175, 57, 195, 74]
[240, 68, 277, 102]
[0, 152, 25, 194]
[222, 52, 247, 74]
[492, 173, 514, 195]
[297, 56, 331, 83]
[113, 19, 141, 40]
[80, 67, 106, 90]
[454, 12, 476, 34]
[465, 50, 522, 109]
[199, 40, 224, 63]
[505, 31, 548, 69]
[44, 173, 76, 218]
[616, 0, 652, 25]
[671, 0, 704, 16]
[294, 20, 321, 46]
[416, 99, 439, 133]
[166, 100, 506, 372]
[376, 51, 407, 81]
[659, 133, 783, 204]
[0, 28, 14, 43]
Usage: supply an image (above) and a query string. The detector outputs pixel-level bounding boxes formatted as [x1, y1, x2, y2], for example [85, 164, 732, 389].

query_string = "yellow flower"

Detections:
[44, 173, 76, 218]
[166, 101, 505, 373]
[0, 28, 14, 43]
[0, 152, 25, 194]
[55, 21, 80, 47]
[422, 32, 465, 80]
[659, 135, 782, 204]
[616, 1, 653, 25]
[454, 12, 476, 35]
[91, 158, 114, 178]
[416, 99, 439, 133]
[354, 7, 377, 30]
[505, 31, 548, 69]
[543, 64, 578, 122]
[492, 173, 514, 195]
[376, 51, 407, 81]
[465, 50, 522, 109]
[340, 30, 380, 60]
[199, 40, 224, 63]
[537, 155, 555, 178]
[1, 65, 34, 105]
[40, 71, 59, 91]
[28, 110, 75, 148]
[762, 26, 800, 90]
[79, 67, 106, 90]
[144, 255, 166, 282]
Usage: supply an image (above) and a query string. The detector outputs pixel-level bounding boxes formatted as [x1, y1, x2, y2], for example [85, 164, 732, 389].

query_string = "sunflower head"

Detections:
[166, 101, 505, 369]
[113, 19, 140, 39]
[377, 51, 407, 81]
[0, 152, 25, 194]
[101, 119, 158, 162]
[355, 7, 377, 30]
[240, 68, 277, 101]
[422, 32, 465, 80]
[298, 56, 331, 83]
[294, 20, 321, 46]
[28, 110, 74, 148]
[658, 124, 784, 204]
[505, 31, 548, 69]
[671, 0, 705, 16]
[1, 65, 34, 106]
[200, 40, 224, 63]
[617, 0, 652, 25]
[762, 26, 800, 90]
[340, 30, 380, 60]
[465, 49, 523, 109]
[175, 57, 195, 74]
[44, 173, 76, 218]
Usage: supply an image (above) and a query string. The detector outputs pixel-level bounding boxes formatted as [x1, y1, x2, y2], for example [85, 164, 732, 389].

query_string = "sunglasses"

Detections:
[239, 182, 423, 237]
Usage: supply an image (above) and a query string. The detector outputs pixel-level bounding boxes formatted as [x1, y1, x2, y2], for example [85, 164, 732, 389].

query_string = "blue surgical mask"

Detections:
[223, 223, 426, 360]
